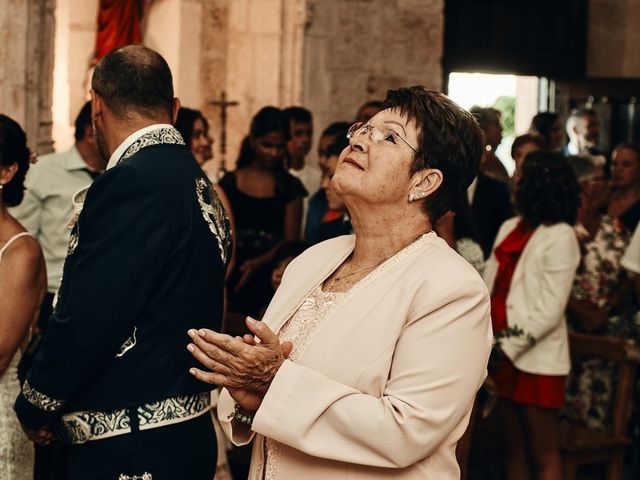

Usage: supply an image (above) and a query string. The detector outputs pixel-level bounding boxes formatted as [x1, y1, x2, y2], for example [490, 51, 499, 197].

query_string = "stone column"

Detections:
[145, 0, 204, 108]
[301, 0, 445, 162]
[0, 0, 56, 154]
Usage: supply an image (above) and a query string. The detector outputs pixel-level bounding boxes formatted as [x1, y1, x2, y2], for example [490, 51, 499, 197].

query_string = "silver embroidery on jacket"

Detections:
[120, 127, 185, 162]
[67, 224, 79, 256]
[22, 380, 65, 412]
[195, 177, 231, 265]
[115, 327, 137, 358]
[59, 392, 210, 444]
[118, 473, 152, 480]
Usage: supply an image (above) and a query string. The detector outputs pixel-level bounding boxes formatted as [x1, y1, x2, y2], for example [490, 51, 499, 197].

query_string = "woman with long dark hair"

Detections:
[219, 107, 307, 316]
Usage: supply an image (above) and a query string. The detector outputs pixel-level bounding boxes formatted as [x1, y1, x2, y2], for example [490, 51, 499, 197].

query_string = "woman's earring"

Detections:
[409, 191, 426, 202]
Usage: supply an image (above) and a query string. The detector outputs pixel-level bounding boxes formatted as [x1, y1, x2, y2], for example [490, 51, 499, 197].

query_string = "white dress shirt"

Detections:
[10, 146, 95, 291]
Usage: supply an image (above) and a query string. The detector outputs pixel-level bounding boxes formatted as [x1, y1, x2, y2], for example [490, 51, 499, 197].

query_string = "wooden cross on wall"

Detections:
[210, 90, 239, 174]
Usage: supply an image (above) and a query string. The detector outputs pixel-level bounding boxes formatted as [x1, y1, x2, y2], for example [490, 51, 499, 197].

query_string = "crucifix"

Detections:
[210, 90, 239, 175]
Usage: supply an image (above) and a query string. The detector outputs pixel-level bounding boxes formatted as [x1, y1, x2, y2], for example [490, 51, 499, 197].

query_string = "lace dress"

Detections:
[0, 355, 34, 479]
[0, 232, 35, 479]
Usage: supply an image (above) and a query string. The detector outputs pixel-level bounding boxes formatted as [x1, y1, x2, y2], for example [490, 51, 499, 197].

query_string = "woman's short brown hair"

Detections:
[383, 86, 484, 222]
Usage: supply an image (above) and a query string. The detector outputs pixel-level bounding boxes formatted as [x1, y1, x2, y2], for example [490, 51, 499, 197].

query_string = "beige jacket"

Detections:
[219, 232, 492, 479]
[483, 217, 580, 375]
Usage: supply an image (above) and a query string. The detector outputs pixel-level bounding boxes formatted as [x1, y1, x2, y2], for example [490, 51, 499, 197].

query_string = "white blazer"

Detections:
[483, 217, 580, 375]
[218, 232, 492, 479]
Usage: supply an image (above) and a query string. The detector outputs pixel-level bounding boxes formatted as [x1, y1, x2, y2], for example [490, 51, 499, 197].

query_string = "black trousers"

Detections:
[67, 413, 217, 480]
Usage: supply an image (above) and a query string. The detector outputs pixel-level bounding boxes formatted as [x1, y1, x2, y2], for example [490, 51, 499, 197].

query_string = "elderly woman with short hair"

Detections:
[188, 86, 493, 479]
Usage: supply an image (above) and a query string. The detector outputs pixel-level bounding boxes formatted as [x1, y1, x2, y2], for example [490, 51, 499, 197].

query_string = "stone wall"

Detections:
[302, 0, 445, 147]
[0, 0, 56, 154]
[52, 0, 98, 151]
[587, 0, 640, 78]
[199, 0, 307, 172]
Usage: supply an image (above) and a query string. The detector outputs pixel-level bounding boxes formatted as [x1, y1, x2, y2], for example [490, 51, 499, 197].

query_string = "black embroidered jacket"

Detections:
[15, 127, 231, 430]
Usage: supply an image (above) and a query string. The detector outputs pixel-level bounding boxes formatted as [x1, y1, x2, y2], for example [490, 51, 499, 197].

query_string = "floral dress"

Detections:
[563, 215, 631, 431]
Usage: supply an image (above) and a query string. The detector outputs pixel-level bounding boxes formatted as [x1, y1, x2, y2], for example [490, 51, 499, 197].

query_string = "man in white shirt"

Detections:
[565, 108, 602, 155]
[12, 101, 104, 321]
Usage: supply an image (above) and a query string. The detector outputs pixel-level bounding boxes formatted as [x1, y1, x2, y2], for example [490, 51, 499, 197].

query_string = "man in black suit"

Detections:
[469, 172, 514, 258]
[15, 45, 231, 479]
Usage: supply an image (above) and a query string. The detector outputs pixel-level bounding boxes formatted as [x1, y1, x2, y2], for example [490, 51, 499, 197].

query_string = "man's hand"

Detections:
[21, 424, 54, 445]
[187, 317, 293, 392]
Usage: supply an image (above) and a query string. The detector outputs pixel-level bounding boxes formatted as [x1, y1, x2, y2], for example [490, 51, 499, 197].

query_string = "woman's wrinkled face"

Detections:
[191, 118, 212, 165]
[321, 154, 346, 211]
[611, 147, 640, 189]
[331, 108, 419, 208]
[253, 131, 287, 170]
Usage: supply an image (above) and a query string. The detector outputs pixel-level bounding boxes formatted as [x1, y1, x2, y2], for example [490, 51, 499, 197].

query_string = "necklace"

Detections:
[326, 257, 390, 291]
[326, 230, 431, 291]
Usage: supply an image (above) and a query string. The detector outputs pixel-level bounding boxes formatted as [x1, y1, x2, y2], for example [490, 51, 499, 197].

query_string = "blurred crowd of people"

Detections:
[2, 89, 640, 480]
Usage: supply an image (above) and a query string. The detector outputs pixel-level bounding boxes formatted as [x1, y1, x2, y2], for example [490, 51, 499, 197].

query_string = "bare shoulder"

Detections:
[0, 234, 45, 277]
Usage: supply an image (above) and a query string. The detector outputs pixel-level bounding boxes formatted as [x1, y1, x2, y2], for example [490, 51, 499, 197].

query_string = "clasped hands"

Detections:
[188, 317, 293, 412]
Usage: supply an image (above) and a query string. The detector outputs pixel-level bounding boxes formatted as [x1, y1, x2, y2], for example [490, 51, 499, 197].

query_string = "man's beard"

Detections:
[92, 119, 110, 163]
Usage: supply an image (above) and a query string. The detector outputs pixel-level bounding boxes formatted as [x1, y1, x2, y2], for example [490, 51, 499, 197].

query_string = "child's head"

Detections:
[270, 241, 309, 291]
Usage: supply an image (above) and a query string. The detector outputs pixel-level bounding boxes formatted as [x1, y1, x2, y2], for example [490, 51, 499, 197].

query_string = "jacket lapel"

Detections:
[261, 237, 355, 334]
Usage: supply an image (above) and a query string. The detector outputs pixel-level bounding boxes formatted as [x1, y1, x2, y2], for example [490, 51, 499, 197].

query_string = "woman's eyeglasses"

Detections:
[347, 122, 417, 153]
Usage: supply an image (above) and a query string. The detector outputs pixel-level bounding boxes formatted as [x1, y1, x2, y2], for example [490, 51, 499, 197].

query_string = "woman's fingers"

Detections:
[189, 328, 244, 355]
[245, 317, 279, 347]
[187, 343, 235, 376]
[189, 367, 228, 386]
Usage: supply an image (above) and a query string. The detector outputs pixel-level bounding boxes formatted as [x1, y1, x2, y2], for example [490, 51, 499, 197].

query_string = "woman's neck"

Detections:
[349, 206, 432, 267]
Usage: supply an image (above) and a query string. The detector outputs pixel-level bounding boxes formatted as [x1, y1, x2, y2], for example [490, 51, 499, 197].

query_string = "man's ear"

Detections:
[90, 90, 102, 120]
[171, 97, 181, 125]
[409, 168, 443, 200]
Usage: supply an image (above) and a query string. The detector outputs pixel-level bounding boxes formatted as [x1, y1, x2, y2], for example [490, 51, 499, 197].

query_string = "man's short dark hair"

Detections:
[383, 86, 484, 222]
[91, 45, 174, 119]
[283, 106, 312, 125]
[74, 101, 93, 142]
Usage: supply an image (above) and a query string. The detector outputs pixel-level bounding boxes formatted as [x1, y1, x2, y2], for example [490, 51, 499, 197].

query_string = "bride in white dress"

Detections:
[0, 114, 47, 479]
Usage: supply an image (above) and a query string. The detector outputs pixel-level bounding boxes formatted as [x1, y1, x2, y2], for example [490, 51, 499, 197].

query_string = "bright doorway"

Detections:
[448, 72, 540, 176]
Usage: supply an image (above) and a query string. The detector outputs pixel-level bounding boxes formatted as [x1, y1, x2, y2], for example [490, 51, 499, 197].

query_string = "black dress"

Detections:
[219, 170, 307, 316]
